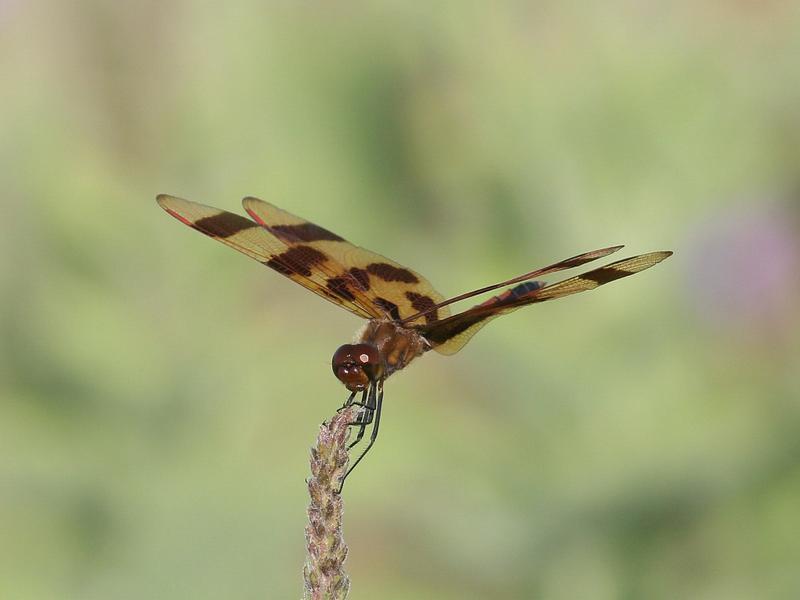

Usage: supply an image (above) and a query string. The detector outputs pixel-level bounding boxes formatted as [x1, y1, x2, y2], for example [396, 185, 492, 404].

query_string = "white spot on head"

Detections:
[359, 353, 370, 363]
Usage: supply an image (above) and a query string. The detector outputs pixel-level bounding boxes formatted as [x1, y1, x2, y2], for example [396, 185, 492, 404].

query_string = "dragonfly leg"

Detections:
[348, 388, 376, 450]
[337, 380, 384, 494]
[337, 390, 357, 412]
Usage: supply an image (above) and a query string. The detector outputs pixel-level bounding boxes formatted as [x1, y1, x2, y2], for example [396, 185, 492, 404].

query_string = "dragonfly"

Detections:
[157, 194, 672, 491]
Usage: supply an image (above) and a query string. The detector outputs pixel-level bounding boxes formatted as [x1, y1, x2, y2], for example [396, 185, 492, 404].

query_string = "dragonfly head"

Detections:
[332, 343, 384, 392]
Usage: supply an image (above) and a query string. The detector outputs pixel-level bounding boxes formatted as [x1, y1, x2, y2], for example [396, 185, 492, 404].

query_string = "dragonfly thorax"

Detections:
[356, 319, 429, 379]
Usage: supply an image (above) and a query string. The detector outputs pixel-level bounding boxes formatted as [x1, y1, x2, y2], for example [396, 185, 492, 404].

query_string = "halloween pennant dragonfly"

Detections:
[157, 194, 672, 491]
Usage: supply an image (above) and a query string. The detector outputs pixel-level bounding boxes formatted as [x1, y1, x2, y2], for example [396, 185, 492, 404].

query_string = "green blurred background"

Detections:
[2, 2, 800, 598]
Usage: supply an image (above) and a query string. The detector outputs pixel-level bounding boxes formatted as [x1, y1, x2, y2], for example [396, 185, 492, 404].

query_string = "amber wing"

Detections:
[242, 197, 450, 323]
[400, 245, 625, 324]
[418, 251, 672, 355]
[157, 195, 450, 323]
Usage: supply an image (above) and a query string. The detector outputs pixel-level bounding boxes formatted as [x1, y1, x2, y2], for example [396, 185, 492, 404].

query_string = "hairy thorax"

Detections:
[357, 320, 430, 378]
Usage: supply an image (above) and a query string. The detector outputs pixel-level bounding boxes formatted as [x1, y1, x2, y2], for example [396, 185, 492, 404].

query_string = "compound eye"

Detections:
[352, 343, 379, 367]
[332, 344, 356, 370]
[331, 343, 382, 391]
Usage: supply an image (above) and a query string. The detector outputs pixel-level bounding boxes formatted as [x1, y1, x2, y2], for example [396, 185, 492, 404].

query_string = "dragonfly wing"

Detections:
[419, 251, 672, 355]
[242, 196, 450, 323]
[157, 194, 379, 319]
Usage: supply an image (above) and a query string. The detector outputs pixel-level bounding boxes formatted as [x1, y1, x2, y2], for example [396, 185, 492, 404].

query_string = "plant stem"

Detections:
[303, 405, 356, 600]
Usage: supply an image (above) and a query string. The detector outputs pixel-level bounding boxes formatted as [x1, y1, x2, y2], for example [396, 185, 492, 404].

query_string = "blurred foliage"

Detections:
[2, 1, 800, 598]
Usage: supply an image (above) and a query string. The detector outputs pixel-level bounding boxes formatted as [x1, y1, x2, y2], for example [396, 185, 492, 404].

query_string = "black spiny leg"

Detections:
[337, 390, 357, 412]
[337, 388, 373, 450]
[337, 379, 384, 494]
[348, 386, 376, 450]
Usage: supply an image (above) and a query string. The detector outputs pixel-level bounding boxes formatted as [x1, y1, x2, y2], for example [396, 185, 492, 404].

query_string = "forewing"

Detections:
[419, 251, 672, 355]
[243, 196, 450, 323]
[157, 194, 378, 320]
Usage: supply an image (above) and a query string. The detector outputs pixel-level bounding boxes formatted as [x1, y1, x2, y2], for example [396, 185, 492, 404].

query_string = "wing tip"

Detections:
[620, 249, 673, 272]
[579, 244, 624, 261]
[241, 197, 267, 225]
[155, 193, 202, 227]
[156, 193, 191, 209]
[242, 196, 266, 208]
[156, 193, 217, 213]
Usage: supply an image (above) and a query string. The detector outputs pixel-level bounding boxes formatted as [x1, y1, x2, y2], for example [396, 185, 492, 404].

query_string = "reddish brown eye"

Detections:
[353, 344, 379, 366]
[331, 343, 383, 391]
